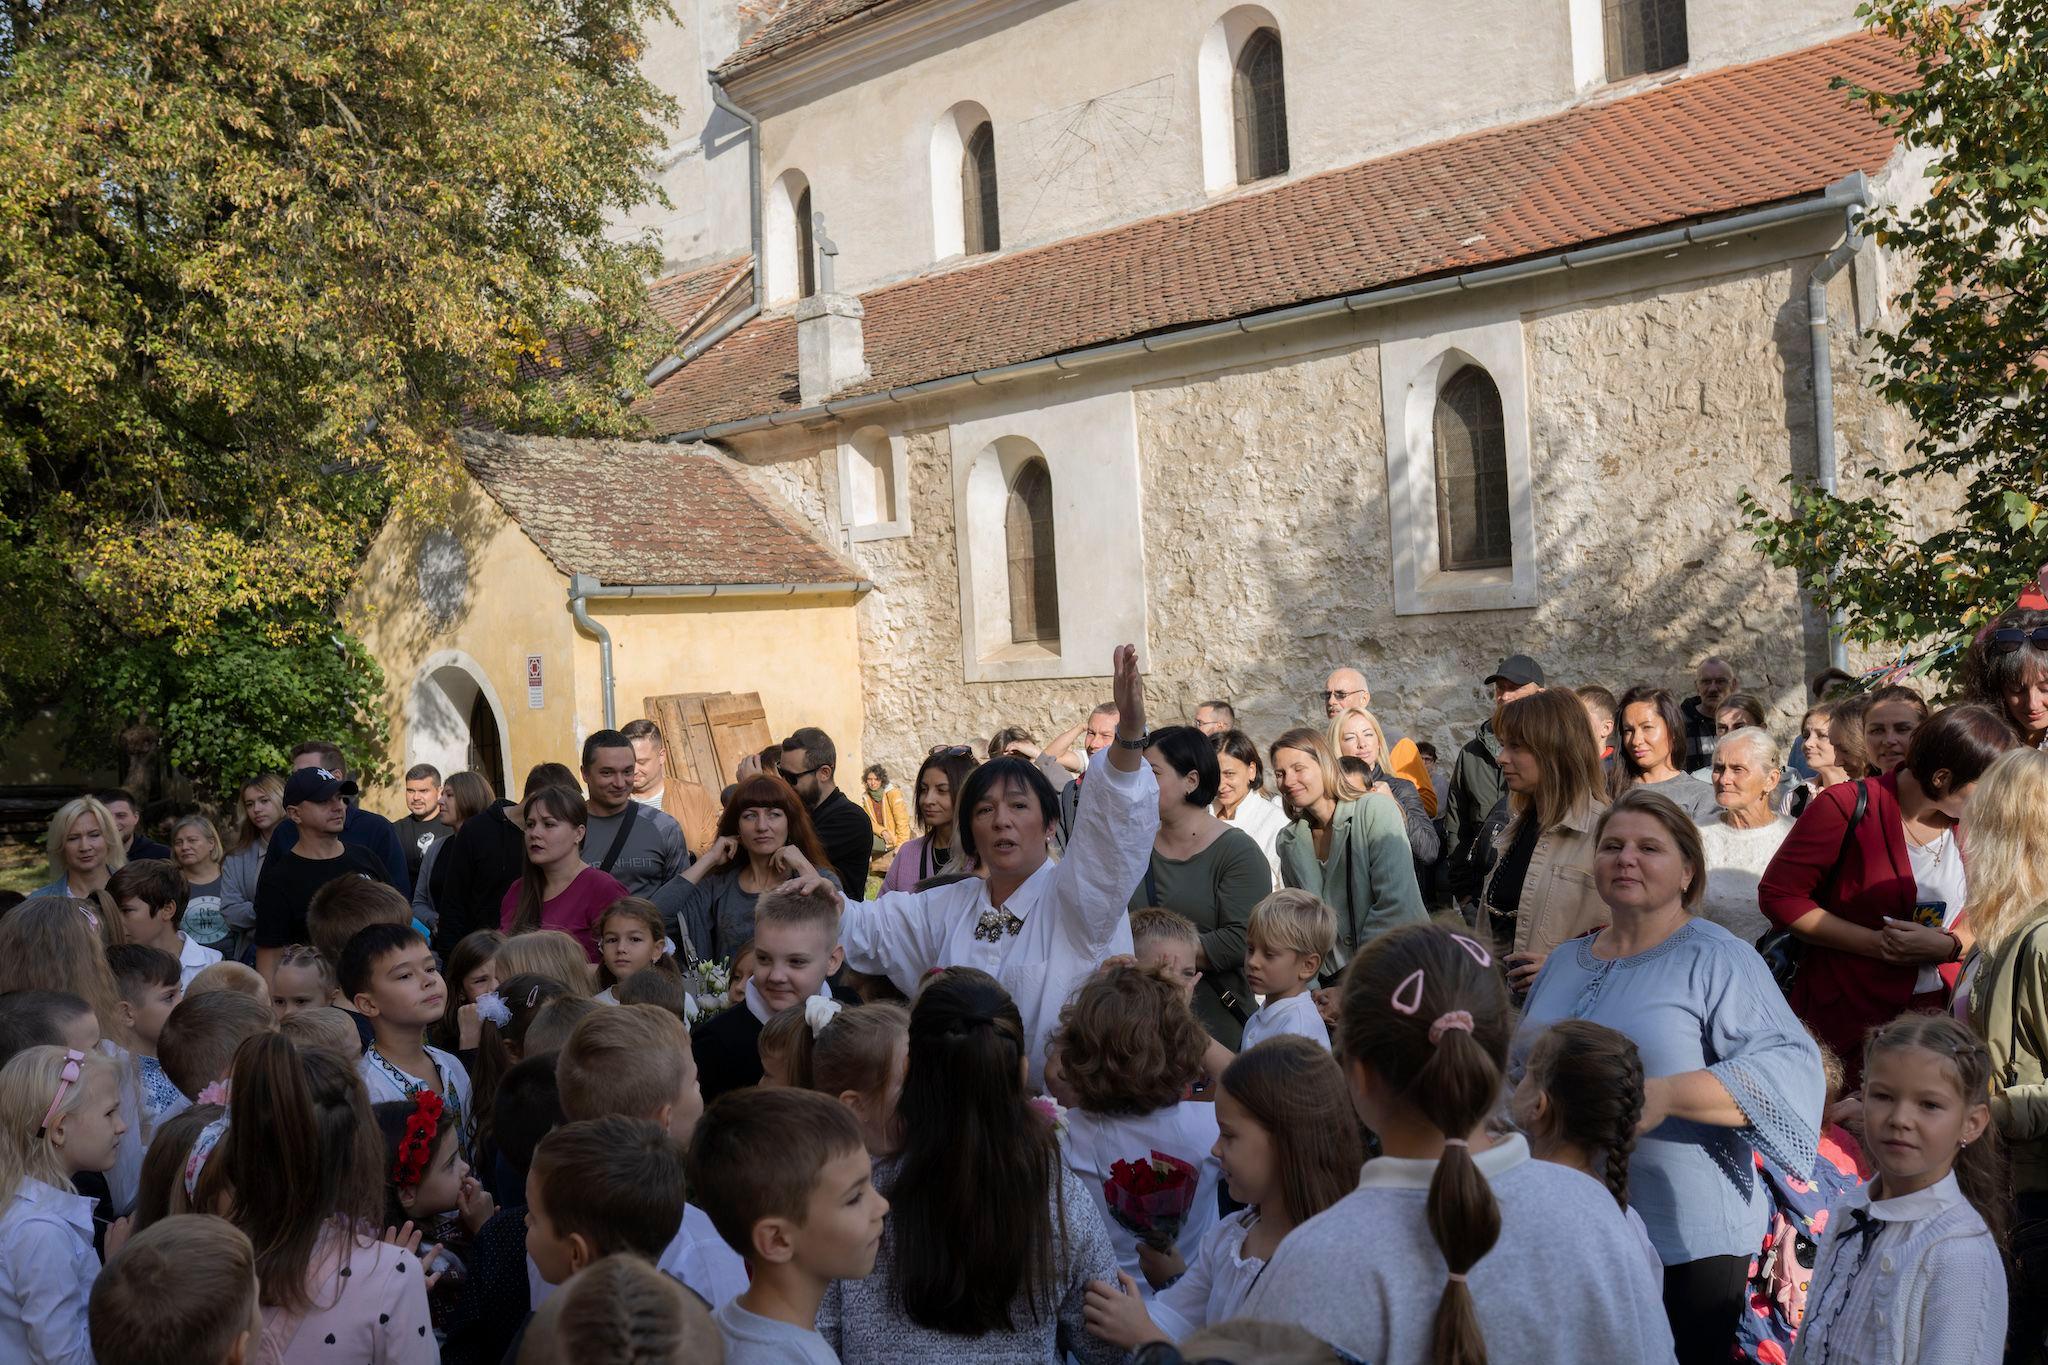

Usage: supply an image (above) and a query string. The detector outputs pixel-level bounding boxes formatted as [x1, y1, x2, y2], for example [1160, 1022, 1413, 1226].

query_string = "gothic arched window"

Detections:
[1005, 459, 1059, 644]
[1604, 0, 1687, 79]
[962, 122, 1000, 255]
[1433, 365, 1512, 570]
[796, 184, 817, 299]
[1233, 28, 1289, 184]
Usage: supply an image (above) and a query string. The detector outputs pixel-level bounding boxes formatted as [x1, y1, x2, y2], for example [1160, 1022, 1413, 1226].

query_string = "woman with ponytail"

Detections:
[1244, 923, 1672, 1364]
[817, 968, 1124, 1364]
[205, 1032, 431, 1360]
[1517, 788, 1823, 1365]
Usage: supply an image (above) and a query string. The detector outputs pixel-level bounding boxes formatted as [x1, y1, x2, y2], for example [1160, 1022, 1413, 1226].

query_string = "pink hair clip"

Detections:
[38, 1050, 85, 1135]
[1429, 1011, 1475, 1044]
[1390, 969, 1425, 1015]
[1448, 933, 1493, 968]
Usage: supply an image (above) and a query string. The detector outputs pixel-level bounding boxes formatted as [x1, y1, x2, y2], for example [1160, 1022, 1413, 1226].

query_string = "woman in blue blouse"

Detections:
[1514, 787, 1822, 1365]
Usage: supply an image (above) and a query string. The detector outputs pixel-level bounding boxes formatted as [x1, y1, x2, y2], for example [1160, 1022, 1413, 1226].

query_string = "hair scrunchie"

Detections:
[1428, 1011, 1475, 1045]
[805, 995, 844, 1036]
[474, 992, 512, 1028]
[184, 1112, 230, 1198]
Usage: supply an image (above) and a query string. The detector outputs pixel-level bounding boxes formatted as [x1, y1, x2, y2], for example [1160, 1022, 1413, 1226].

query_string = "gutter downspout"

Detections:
[643, 81, 765, 390]
[1806, 190, 1867, 671]
[567, 575, 876, 730]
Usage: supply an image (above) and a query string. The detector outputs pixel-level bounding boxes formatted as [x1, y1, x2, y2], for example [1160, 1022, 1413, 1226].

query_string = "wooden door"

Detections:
[641, 692, 775, 853]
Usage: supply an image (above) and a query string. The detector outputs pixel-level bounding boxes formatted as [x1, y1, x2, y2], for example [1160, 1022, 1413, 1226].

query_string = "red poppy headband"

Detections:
[391, 1090, 446, 1188]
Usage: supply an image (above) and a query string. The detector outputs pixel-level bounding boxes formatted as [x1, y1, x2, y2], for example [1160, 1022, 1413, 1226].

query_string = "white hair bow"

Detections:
[474, 992, 512, 1027]
[805, 996, 844, 1036]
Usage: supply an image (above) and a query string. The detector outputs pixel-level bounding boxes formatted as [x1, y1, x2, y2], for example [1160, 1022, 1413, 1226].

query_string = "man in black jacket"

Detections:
[1442, 654, 1544, 903]
[778, 727, 877, 896]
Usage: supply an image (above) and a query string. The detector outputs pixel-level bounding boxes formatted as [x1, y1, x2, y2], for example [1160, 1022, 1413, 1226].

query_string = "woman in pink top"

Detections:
[498, 786, 628, 962]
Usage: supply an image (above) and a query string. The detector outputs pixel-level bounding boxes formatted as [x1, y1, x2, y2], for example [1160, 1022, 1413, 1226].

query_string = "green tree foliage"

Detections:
[1745, 0, 2048, 676]
[0, 0, 675, 795]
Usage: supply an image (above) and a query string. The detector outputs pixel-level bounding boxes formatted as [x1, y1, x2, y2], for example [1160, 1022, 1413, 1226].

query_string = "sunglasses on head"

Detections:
[929, 744, 975, 758]
[1990, 626, 2048, 656]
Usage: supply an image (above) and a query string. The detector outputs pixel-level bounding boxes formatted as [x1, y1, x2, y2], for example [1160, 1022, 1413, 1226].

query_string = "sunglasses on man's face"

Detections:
[1990, 626, 2048, 656]
[777, 764, 821, 783]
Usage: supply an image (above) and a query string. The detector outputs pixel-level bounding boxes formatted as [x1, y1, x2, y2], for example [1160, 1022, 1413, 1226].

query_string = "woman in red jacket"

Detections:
[1759, 704, 2016, 1081]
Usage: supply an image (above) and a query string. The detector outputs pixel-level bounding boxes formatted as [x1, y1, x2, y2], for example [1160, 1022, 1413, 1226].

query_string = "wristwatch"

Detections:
[1115, 731, 1151, 751]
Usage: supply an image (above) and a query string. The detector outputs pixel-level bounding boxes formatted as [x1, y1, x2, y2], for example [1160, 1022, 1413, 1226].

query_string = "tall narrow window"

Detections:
[796, 185, 817, 298]
[1233, 28, 1289, 184]
[962, 123, 1000, 255]
[1603, 0, 1687, 79]
[1433, 366, 1512, 571]
[1005, 459, 1059, 644]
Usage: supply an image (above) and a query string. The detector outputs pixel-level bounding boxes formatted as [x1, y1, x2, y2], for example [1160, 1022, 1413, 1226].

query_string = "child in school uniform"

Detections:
[1792, 1014, 2007, 1365]
[88, 1214, 260, 1365]
[107, 860, 222, 989]
[341, 922, 475, 1153]
[593, 897, 682, 1005]
[105, 944, 188, 1128]
[0, 1045, 127, 1365]
[522, 1116, 688, 1287]
[786, 1001, 909, 1155]
[1241, 924, 1674, 1364]
[691, 1087, 889, 1363]
[693, 883, 852, 1104]
[1239, 890, 1334, 1052]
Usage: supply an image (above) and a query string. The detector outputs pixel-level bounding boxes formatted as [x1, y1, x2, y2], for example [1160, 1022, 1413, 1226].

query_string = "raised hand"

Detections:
[772, 844, 815, 879]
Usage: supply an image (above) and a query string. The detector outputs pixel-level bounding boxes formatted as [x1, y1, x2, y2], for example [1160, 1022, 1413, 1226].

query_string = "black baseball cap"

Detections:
[282, 767, 359, 806]
[1484, 655, 1545, 689]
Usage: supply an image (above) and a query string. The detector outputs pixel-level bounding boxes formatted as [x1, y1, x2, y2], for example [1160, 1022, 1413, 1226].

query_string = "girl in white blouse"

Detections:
[1082, 1034, 1364, 1348]
[1794, 1014, 2008, 1365]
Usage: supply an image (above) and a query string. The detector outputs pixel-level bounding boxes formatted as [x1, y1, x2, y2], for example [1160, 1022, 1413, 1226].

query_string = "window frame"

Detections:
[961, 122, 1000, 256]
[1602, 0, 1688, 81]
[1003, 457, 1060, 645]
[1431, 365, 1513, 572]
[1232, 26, 1289, 184]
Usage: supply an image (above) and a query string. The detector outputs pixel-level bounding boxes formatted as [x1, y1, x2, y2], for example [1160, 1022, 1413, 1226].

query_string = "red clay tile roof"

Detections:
[460, 431, 861, 586]
[649, 255, 753, 336]
[646, 29, 1910, 437]
[716, 0, 898, 78]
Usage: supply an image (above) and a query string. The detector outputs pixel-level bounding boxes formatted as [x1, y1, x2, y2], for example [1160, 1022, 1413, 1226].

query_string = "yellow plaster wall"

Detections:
[583, 593, 867, 784]
[344, 479, 585, 818]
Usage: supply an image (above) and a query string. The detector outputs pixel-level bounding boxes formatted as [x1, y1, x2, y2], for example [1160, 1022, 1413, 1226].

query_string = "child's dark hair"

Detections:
[530, 1117, 687, 1259]
[131, 1103, 225, 1231]
[336, 922, 431, 1001]
[106, 860, 189, 930]
[490, 1054, 565, 1185]
[470, 973, 568, 1172]
[1221, 1037, 1363, 1227]
[1052, 963, 1209, 1116]
[616, 967, 689, 1023]
[0, 990, 90, 1066]
[1865, 1013, 2009, 1248]
[106, 944, 182, 1003]
[373, 1097, 458, 1227]
[595, 898, 679, 990]
[304, 876, 412, 965]
[689, 1087, 867, 1260]
[525, 995, 601, 1056]
[428, 929, 505, 1054]
[1520, 1019, 1644, 1210]
[1341, 925, 1510, 1365]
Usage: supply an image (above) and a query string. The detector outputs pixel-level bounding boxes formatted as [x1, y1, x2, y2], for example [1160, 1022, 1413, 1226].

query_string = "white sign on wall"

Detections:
[526, 654, 544, 709]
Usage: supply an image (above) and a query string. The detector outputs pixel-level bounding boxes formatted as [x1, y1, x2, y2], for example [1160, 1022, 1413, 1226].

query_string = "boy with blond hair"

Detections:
[692, 882, 848, 1103]
[1129, 908, 1202, 1004]
[1240, 890, 1335, 1051]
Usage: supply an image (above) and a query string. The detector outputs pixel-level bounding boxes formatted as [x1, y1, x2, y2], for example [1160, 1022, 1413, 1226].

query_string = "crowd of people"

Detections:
[3, 601, 2047, 1365]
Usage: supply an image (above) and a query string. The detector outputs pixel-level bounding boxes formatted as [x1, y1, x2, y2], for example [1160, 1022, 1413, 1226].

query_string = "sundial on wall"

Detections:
[1011, 75, 1179, 242]
[417, 530, 469, 628]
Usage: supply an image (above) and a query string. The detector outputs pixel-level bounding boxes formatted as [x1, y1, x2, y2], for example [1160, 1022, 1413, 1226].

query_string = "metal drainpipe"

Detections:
[567, 574, 616, 730]
[1807, 202, 1865, 671]
[644, 82, 766, 390]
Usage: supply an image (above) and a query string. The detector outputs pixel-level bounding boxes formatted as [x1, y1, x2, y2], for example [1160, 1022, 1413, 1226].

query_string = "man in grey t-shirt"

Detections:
[581, 729, 690, 904]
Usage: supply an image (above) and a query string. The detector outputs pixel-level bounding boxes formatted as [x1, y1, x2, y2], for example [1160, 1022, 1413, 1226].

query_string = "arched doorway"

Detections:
[409, 653, 511, 798]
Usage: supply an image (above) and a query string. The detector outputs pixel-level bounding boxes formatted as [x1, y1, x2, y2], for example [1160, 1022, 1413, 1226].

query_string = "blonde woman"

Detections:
[32, 796, 126, 900]
[1329, 708, 1440, 872]
[1959, 747, 2048, 1352]
[220, 774, 285, 940]
[169, 813, 233, 953]
[1479, 690, 1609, 994]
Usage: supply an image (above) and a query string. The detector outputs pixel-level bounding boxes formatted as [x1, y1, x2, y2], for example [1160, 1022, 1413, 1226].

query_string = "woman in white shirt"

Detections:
[1213, 729, 1288, 884]
[1695, 727, 1797, 943]
[788, 644, 1159, 1087]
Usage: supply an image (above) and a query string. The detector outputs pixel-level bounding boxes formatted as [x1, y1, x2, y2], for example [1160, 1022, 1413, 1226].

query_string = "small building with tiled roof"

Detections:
[344, 432, 872, 808]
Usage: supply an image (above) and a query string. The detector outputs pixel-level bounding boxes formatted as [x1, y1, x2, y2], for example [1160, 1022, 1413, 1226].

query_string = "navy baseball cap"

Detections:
[282, 767, 358, 806]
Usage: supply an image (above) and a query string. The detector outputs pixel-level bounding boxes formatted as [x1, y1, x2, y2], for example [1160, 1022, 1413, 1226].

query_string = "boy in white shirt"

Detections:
[342, 921, 474, 1148]
[1239, 890, 1333, 1051]
[108, 860, 221, 988]
[691, 1087, 888, 1364]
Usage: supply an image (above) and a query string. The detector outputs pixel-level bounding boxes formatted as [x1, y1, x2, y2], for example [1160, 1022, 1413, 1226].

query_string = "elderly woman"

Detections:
[1760, 704, 2018, 1081]
[1479, 689, 1609, 995]
[1615, 686, 1720, 821]
[1961, 606, 2048, 750]
[1693, 728, 1796, 944]
[1212, 729, 1288, 884]
[1129, 725, 1271, 1049]
[1330, 707, 1440, 875]
[31, 795, 126, 900]
[785, 646, 1159, 1088]
[1270, 727, 1426, 991]
[168, 813, 233, 954]
[1517, 789, 1822, 1363]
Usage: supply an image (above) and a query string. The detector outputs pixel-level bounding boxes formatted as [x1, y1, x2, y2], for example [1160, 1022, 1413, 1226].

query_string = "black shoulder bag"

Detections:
[1755, 779, 1867, 995]
[597, 799, 639, 876]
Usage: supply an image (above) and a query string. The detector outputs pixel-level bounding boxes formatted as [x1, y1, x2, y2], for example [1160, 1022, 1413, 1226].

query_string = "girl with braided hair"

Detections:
[1243, 924, 1672, 1364]
[1512, 1019, 1659, 1282]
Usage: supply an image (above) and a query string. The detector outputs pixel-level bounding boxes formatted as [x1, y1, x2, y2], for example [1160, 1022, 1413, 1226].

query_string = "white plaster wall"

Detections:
[730, 0, 1864, 295]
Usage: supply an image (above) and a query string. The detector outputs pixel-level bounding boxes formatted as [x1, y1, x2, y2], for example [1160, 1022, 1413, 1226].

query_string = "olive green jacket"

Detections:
[1966, 908, 2048, 1193]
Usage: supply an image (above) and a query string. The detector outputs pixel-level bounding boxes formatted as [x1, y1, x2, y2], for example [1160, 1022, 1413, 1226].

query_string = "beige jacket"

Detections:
[1485, 794, 1608, 959]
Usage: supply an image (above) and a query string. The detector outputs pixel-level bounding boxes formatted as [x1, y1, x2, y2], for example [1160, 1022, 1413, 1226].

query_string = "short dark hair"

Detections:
[523, 762, 582, 799]
[0, 991, 89, 1066]
[1213, 729, 1265, 791]
[106, 944, 182, 1003]
[404, 764, 441, 784]
[107, 860, 189, 930]
[492, 1054, 566, 1180]
[157, 991, 274, 1098]
[337, 922, 431, 1000]
[289, 740, 347, 775]
[619, 718, 664, 747]
[863, 763, 888, 785]
[1147, 725, 1221, 807]
[689, 1087, 866, 1261]
[90, 1214, 258, 1365]
[531, 1117, 688, 1259]
[781, 727, 837, 773]
[580, 729, 633, 770]
[952, 757, 1059, 864]
[305, 876, 411, 964]
[1810, 666, 1857, 699]
[1195, 699, 1235, 722]
[1906, 703, 2019, 798]
[93, 788, 140, 814]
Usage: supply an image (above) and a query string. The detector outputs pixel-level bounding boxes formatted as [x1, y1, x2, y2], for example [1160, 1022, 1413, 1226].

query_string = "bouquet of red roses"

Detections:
[1102, 1150, 1200, 1252]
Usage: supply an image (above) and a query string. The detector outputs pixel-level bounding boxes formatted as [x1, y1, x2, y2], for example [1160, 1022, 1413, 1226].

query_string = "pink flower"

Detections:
[195, 1080, 230, 1107]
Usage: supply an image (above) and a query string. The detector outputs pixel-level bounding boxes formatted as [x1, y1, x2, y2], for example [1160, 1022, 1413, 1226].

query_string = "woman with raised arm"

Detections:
[783, 645, 1159, 1087]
